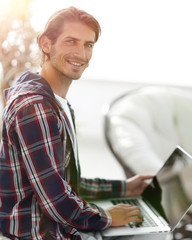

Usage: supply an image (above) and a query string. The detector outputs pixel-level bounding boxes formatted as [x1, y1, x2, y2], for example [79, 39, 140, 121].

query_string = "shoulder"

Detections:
[3, 94, 59, 125]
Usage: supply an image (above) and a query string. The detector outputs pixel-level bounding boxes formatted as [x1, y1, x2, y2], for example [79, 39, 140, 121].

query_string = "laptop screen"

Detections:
[142, 146, 192, 230]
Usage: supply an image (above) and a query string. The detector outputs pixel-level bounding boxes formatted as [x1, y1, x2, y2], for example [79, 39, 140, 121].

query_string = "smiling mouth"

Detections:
[67, 60, 84, 68]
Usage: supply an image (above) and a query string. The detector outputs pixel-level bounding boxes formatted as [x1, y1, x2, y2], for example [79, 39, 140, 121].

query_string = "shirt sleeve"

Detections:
[14, 100, 111, 231]
[80, 177, 127, 200]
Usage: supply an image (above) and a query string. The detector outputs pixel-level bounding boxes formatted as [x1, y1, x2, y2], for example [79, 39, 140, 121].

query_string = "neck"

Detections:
[40, 62, 72, 99]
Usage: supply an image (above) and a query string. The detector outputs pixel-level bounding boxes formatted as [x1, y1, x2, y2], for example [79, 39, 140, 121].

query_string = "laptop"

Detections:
[92, 146, 192, 237]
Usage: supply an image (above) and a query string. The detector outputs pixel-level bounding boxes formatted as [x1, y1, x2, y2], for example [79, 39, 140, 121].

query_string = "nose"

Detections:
[73, 44, 86, 60]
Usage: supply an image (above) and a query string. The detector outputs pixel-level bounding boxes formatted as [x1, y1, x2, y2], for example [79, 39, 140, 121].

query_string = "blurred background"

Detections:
[0, 0, 192, 180]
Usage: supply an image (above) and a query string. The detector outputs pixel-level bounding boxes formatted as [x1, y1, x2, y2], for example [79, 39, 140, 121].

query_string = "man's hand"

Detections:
[126, 175, 154, 197]
[108, 204, 143, 227]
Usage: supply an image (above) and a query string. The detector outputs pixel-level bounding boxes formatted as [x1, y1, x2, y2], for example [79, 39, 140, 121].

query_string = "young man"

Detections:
[0, 7, 152, 240]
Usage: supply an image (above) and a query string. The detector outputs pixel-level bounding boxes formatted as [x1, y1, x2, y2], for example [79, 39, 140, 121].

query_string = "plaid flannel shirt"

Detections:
[0, 72, 127, 240]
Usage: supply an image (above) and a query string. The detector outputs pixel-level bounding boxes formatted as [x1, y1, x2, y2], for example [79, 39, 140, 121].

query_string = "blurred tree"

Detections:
[0, 0, 40, 106]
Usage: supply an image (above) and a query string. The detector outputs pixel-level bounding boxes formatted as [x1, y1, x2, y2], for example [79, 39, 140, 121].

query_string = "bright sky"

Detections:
[3, 0, 192, 86]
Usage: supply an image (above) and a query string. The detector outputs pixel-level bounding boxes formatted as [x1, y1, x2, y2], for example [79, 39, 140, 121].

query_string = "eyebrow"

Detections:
[65, 36, 95, 44]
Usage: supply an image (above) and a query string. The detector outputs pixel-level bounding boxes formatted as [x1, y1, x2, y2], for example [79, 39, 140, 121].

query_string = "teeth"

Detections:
[70, 62, 82, 66]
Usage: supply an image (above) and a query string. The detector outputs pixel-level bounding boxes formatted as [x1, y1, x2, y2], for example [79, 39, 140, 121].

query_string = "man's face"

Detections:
[48, 21, 96, 80]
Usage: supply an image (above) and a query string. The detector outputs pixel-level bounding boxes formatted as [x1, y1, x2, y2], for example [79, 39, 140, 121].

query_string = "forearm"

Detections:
[80, 177, 127, 200]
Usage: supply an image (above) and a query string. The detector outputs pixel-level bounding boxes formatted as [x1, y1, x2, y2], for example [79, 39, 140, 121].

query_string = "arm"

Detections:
[80, 175, 153, 226]
[14, 100, 111, 231]
[80, 178, 127, 200]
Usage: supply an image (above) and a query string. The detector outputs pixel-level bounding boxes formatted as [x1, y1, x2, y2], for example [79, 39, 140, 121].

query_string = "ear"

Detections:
[40, 35, 51, 54]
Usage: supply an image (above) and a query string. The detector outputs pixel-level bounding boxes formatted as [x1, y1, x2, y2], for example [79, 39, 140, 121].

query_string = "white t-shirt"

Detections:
[54, 94, 75, 135]
[54, 94, 78, 162]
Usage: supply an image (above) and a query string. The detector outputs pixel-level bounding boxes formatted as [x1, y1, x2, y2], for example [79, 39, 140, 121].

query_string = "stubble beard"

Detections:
[49, 47, 85, 81]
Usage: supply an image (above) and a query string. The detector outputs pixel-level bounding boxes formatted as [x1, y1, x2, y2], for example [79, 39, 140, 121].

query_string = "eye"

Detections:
[66, 39, 75, 44]
[86, 43, 94, 49]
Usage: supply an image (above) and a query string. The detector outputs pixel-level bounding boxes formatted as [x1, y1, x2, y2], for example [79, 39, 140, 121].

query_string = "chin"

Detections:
[71, 73, 84, 80]
[72, 78, 81, 81]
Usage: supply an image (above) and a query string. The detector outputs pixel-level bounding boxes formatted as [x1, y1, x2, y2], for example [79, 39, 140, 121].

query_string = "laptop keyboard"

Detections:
[111, 199, 158, 228]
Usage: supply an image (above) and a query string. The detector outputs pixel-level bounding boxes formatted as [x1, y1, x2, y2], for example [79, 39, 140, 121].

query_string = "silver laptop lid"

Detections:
[142, 146, 192, 230]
